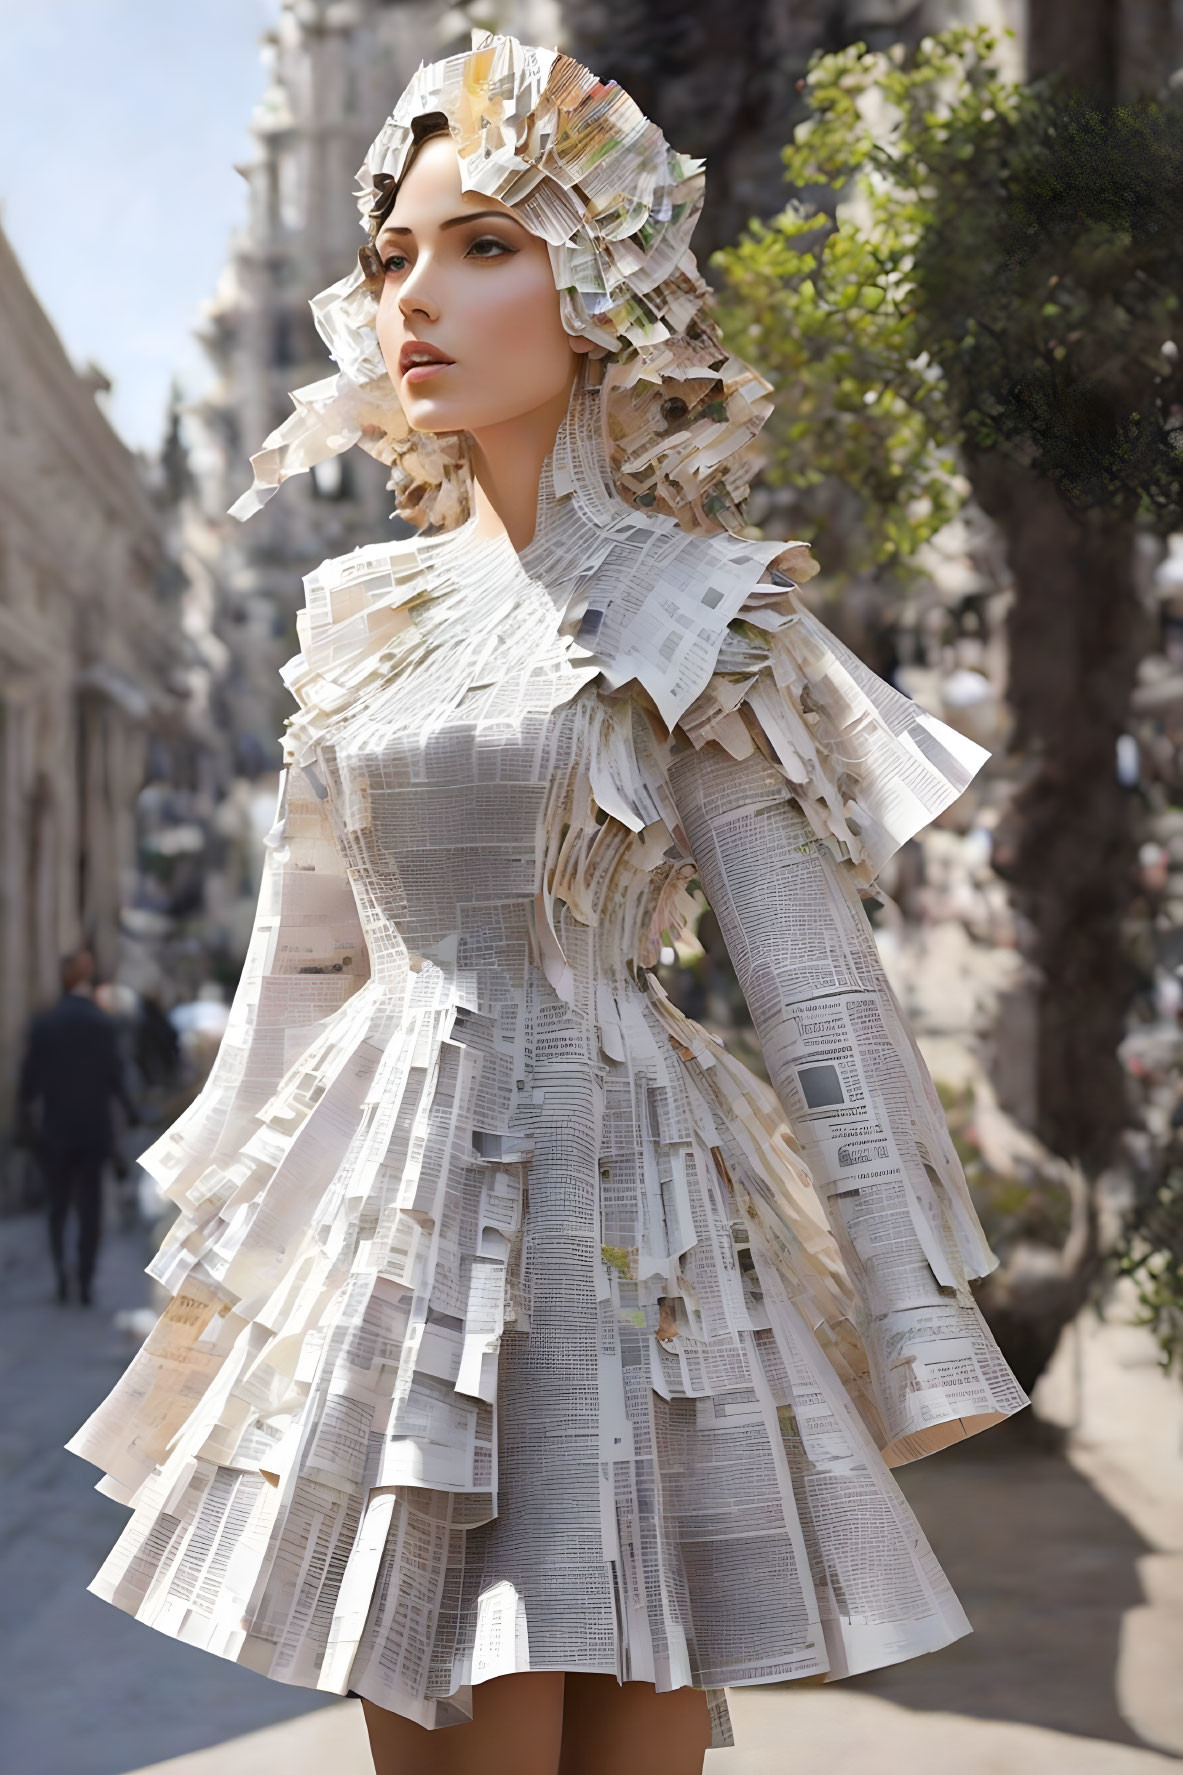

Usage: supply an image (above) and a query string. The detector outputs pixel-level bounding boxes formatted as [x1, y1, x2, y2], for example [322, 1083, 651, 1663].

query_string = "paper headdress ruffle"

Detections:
[230, 32, 773, 536]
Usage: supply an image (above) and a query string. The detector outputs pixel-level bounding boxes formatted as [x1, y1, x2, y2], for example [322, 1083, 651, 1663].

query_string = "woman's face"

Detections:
[374, 133, 584, 436]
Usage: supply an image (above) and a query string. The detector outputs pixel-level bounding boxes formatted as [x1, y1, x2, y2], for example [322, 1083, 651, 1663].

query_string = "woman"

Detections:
[69, 35, 1027, 1775]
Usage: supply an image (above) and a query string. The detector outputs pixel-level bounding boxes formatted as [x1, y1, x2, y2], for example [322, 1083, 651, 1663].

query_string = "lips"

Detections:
[398, 340, 455, 376]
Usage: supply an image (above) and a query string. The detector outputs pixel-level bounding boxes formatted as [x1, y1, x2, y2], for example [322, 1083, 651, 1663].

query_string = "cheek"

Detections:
[375, 286, 403, 356]
[471, 261, 572, 382]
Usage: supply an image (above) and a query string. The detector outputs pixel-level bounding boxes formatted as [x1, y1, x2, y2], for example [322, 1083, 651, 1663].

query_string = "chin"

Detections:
[400, 397, 470, 434]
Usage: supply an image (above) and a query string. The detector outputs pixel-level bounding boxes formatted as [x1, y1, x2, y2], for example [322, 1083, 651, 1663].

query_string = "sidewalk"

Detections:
[0, 1214, 334, 1775]
[2, 1210, 1179, 1775]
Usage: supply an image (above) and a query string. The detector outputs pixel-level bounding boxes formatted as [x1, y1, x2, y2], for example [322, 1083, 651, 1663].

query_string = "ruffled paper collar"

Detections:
[280, 383, 788, 766]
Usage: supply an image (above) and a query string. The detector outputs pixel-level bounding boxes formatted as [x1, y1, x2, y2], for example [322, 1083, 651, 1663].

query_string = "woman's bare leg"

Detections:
[557, 1673, 711, 1775]
[362, 1671, 565, 1775]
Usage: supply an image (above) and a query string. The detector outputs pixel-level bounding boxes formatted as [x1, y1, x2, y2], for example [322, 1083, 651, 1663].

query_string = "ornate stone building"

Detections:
[190, 0, 559, 773]
[0, 224, 186, 1121]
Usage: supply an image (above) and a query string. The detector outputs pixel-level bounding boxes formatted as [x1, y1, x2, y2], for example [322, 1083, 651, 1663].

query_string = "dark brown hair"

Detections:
[359, 112, 452, 288]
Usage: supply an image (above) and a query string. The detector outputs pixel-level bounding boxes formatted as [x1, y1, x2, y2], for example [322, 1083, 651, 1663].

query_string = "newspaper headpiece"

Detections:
[230, 32, 773, 535]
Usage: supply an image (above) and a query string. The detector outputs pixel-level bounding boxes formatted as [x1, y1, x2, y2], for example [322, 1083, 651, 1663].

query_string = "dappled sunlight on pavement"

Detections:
[3, 1211, 1179, 1775]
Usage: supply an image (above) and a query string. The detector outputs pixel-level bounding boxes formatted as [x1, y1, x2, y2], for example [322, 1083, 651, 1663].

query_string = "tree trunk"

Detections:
[976, 0, 1173, 1181]
[1027, 0, 1119, 101]
[967, 453, 1146, 1173]
[1029, 0, 1183, 104]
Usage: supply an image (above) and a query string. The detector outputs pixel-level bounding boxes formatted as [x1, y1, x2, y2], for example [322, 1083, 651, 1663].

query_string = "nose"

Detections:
[398, 261, 440, 324]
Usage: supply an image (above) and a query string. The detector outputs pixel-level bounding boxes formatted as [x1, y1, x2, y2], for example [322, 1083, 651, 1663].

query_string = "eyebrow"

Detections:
[376, 209, 524, 243]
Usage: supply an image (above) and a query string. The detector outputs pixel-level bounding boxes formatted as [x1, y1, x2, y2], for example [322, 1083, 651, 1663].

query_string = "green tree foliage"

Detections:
[916, 74, 1183, 531]
[712, 29, 1008, 569]
[713, 27, 1183, 566]
[1118, 1165, 1183, 1373]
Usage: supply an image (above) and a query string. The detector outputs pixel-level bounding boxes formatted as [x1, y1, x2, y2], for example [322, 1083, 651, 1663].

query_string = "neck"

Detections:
[467, 366, 579, 554]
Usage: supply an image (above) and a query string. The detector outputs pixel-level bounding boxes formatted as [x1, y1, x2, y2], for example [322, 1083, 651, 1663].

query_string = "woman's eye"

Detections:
[467, 236, 514, 259]
[382, 252, 409, 274]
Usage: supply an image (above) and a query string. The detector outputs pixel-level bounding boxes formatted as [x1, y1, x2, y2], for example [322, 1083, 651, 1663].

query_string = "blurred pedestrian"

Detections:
[17, 948, 134, 1305]
[132, 993, 181, 1094]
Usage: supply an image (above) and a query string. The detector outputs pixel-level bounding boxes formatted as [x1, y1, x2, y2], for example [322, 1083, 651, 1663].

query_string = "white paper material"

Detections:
[69, 386, 1024, 1745]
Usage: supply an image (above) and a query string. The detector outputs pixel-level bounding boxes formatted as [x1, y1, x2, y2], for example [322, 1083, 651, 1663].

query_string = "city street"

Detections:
[0, 1214, 334, 1775]
[1, 1208, 1180, 1775]
[4, 9, 1183, 1775]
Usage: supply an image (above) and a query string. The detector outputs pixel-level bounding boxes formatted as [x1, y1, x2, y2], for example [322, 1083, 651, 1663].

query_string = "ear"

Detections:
[569, 334, 608, 358]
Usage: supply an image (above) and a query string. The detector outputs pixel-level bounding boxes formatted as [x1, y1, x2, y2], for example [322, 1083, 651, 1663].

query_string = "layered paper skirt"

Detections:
[68, 955, 1027, 1748]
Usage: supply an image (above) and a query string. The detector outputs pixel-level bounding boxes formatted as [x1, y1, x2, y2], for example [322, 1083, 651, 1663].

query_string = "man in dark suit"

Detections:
[18, 949, 134, 1305]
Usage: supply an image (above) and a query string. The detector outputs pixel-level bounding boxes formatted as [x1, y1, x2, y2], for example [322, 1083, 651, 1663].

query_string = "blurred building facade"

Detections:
[0, 224, 188, 1120]
[187, 0, 559, 775]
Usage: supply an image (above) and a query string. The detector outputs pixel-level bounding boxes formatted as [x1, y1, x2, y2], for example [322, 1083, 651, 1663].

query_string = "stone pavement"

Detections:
[0, 1213, 335, 1775]
[1, 1209, 1180, 1775]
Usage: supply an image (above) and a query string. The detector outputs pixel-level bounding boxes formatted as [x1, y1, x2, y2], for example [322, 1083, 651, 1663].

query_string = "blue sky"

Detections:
[0, 1, 282, 451]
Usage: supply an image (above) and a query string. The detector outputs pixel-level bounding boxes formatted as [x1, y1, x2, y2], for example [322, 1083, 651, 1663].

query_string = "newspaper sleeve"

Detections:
[669, 731, 1027, 1462]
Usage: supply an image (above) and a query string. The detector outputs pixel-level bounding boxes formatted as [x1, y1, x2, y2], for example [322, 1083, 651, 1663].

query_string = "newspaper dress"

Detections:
[69, 387, 1027, 1745]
